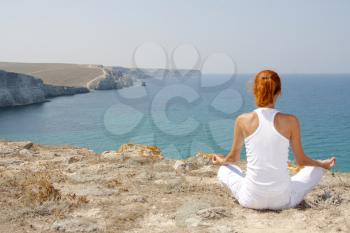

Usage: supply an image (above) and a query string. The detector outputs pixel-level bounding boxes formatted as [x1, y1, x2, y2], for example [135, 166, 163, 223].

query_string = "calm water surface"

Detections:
[0, 74, 349, 171]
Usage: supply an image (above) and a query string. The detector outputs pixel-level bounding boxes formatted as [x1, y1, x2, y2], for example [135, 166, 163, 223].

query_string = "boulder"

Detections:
[19, 149, 34, 157]
[173, 160, 198, 173]
[116, 144, 164, 161]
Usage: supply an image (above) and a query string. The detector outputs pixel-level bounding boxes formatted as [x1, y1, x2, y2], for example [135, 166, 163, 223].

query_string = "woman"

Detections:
[212, 70, 336, 210]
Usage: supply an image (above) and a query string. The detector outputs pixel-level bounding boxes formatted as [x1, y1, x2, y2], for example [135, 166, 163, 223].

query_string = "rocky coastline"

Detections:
[0, 70, 89, 107]
[86, 67, 134, 90]
[0, 140, 349, 233]
[0, 62, 202, 107]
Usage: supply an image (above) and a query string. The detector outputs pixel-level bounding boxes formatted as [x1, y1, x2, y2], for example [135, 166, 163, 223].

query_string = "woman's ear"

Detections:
[273, 91, 281, 104]
[276, 91, 282, 98]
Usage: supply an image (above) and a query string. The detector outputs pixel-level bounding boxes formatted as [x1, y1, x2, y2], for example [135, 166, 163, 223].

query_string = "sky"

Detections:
[0, 0, 349, 74]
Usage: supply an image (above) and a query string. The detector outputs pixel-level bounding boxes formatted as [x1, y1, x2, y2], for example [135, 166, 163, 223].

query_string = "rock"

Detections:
[51, 218, 100, 232]
[173, 160, 185, 171]
[43, 84, 89, 98]
[192, 152, 215, 166]
[116, 144, 164, 161]
[87, 67, 133, 90]
[175, 199, 211, 227]
[196, 207, 232, 220]
[184, 176, 219, 186]
[176, 204, 232, 228]
[121, 195, 148, 204]
[87, 66, 200, 91]
[0, 71, 46, 107]
[153, 177, 182, 187]
[173, 160, 198, 173]
[17, 141, 33, 149]
[190, 165, 217, 177]
[87, 76, 116, 90]
[65, 164, 121, 183]
[207, 225, 238, 233]
[101, 150, 119, 160]
[135, 170, 155, 181]
[0, 145, 15, 156]
[68, 156, 81, 164]
[0, 141, 34, 157]
[133, 196, 147, 203]
[19, 149, 34, 157]
[311, 190, 343, 207]
[132, 213, 176, 232]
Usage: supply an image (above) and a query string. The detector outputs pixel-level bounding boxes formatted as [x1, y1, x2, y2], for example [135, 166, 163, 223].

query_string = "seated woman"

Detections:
[212, 70, 336, 210]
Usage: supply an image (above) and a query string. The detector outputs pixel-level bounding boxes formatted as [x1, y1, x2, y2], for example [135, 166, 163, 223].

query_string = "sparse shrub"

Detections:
[19, 171, 61, 205]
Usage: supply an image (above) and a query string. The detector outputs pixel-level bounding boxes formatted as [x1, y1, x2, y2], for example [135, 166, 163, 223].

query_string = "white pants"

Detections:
[217, 164, 325, 209]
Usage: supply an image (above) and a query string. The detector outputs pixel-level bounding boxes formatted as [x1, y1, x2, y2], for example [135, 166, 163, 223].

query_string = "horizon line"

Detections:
[1, 61, 350, 75]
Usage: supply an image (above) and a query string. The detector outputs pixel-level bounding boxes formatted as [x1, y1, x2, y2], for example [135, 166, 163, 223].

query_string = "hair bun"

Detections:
[253, 70, 281, 107]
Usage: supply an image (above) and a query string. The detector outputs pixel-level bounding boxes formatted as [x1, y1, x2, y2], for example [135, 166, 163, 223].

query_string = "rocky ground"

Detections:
[0, 140, 349, 233]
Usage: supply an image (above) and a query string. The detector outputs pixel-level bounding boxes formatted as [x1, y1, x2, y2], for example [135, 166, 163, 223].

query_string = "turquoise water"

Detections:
[0, 74, 349, 171]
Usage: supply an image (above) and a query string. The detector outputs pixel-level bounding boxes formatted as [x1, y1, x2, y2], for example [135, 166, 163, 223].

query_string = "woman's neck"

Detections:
[258, 103, 275, 109]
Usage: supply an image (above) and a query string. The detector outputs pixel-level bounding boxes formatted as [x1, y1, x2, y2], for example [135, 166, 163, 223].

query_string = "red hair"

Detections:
[253, 70, 281, 107]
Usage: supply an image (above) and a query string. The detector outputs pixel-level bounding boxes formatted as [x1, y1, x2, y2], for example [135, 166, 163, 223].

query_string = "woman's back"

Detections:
[243, 107, 291, 194]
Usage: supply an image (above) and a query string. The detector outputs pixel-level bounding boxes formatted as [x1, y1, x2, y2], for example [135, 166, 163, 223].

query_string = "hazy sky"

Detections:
[1, 0, 349, 73]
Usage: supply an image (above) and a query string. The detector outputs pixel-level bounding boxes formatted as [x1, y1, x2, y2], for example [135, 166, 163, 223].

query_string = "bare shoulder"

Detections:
[235, 111, 259, 137]
[274, 112, 300, 139]
[276, 112, 299, 126]
[236, 111, 256, 122]
[235, 111, 258, 127]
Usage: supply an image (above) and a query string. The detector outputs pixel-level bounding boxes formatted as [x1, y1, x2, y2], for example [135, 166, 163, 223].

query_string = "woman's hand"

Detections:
[320, 156, 336, 170]
[212, 154, 226, 165]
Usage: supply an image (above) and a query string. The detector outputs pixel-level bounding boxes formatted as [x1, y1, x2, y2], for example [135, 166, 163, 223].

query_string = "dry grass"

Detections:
[18, 171, 61, 205]
[0, 62, 103, 87]
[65, 193, 89, 208]
[104, 178, 123, 188]
[0, 169, 89, 209]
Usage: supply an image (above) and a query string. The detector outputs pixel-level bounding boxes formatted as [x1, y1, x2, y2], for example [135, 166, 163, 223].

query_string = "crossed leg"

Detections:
[217, 164, 244, 200]
[289, 166, 326, 207]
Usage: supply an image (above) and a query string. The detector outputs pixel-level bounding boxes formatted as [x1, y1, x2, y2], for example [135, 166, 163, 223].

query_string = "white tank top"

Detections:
[244, 107, 291, 196]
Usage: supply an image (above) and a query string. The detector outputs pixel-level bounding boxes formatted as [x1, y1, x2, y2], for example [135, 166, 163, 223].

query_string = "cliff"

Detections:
[0, 70, 89, 107]
[0, 70, 47, 107]
[0, 62, 202, 93]
[43, 84, 89, 98]
[86, 66, 201, 90]
[0, 62, 134, 91]
[0, 62, 104, 87]
[0, 140, 349, 233]
[86, 67, 133, 90]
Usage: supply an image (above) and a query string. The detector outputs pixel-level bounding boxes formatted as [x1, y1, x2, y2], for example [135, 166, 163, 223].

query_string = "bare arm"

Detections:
[290, 115, 336, 169]
[212, 116, 244, 165]
[224, 116, 244, 163]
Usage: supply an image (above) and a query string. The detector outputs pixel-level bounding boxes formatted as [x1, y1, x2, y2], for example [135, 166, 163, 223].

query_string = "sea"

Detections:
[0, 74, 349, 171]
